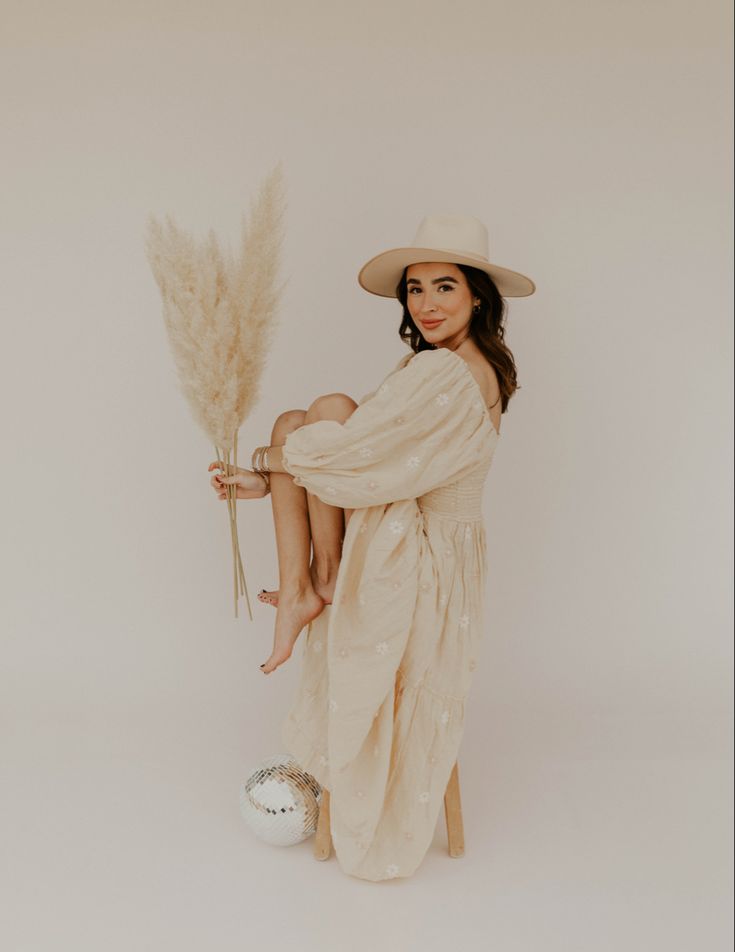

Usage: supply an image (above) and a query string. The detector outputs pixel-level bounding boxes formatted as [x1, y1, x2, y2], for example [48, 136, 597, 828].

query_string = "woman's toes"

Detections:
[261, 649, 290, 674]
[257, 589, 279, 607]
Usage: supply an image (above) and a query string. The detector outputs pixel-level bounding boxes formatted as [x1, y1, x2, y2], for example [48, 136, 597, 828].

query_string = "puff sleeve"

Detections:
[280, 347, 497, 509]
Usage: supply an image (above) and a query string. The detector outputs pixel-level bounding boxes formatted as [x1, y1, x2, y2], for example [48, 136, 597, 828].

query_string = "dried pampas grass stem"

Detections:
[146, 162, 288, 619]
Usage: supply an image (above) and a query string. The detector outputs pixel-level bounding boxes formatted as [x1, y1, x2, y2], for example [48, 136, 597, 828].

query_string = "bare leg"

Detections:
[258, 480, 355, 605]
[258, 413, 356, 609]
[259, 409, 323, 674]
[257, 473, 349, 608]
[260, 394, 358, 674]
[304, 395, 358, 603]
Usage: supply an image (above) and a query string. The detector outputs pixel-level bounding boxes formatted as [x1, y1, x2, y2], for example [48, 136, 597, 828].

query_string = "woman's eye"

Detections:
[408, 285, 454, 294]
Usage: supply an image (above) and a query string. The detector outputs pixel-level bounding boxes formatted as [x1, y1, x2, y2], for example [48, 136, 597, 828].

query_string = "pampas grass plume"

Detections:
[145, 162, 288, 618]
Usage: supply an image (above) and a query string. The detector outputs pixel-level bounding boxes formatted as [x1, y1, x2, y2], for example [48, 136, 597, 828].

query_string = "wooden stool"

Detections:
[313, 759, 465, 860]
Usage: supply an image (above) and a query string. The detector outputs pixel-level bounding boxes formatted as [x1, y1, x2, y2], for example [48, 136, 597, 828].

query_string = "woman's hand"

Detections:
[208, 461, 269, 500]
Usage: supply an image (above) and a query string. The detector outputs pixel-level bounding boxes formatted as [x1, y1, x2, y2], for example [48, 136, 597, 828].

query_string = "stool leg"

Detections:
[313, 788, 332, 860]
[443, 760, 465, 857]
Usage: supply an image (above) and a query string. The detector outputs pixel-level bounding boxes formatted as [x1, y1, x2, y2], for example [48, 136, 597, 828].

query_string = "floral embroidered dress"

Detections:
[280, 345, 501, 882]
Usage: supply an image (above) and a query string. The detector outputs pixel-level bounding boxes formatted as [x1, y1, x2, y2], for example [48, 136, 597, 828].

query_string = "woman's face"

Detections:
[405, 262, 479, 347]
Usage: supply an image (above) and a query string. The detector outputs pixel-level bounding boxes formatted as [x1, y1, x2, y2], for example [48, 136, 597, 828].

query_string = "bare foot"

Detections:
[261, 587, 326, 674]
[258, 564, 337, 609]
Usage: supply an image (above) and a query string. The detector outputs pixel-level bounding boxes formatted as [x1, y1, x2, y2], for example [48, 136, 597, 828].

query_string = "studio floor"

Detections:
[2, 710, 731, 952]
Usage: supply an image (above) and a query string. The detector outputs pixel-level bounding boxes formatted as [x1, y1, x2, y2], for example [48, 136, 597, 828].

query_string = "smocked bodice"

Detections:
[417, 460, 491, 522]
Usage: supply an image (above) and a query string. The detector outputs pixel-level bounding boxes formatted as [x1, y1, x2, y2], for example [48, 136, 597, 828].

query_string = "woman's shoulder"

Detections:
[429, 347, 501, 419]
[393, 346, 494, 393]
[393, 346, 476, 382]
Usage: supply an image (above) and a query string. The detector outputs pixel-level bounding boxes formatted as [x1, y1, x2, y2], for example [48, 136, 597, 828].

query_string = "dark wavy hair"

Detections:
[395, 264, 520, 413]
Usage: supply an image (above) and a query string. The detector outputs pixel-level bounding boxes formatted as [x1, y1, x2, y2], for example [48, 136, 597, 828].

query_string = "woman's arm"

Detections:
[265, 445, 286, 473]
[248, 349, 494, 510]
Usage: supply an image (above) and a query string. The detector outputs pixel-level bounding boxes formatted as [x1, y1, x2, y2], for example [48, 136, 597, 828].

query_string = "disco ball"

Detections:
[239, 753, 323, 846]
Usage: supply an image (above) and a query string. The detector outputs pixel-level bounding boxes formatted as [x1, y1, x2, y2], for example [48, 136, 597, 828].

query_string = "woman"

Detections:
[209, 214, 535, 881]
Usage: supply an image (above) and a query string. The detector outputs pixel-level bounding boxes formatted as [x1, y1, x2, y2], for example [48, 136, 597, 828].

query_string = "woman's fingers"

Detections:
[208, 461, 260, 499]
[208, 466, 235, 487]
[209, 472, 228, 500]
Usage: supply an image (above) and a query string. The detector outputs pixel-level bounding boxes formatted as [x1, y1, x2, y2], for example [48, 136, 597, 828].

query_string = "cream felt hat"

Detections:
[357, 213, 536, 298]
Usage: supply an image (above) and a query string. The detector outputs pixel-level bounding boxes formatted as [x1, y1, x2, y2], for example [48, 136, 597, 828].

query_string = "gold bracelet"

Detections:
[250, 446, 271, 495]
[251, 445, 265, 471]
[258, 446, 270, 473]
[252, 445, 272, 474]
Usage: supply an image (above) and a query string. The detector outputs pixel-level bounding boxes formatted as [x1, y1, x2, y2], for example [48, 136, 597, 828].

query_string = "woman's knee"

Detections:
[305, 393, 358, 423]
[271, 408, 307, 442]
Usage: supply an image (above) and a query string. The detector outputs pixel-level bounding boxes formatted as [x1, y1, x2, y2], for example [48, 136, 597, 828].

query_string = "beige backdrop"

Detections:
[1, 1, 732, 949]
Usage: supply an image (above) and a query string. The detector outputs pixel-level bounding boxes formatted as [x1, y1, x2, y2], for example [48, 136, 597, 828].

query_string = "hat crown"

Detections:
[356, 212, 535, 299]
[412, 214, 489, 261]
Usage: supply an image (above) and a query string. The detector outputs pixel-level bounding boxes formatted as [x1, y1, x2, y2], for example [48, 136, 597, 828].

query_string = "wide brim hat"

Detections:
[357, 213, 536, 298]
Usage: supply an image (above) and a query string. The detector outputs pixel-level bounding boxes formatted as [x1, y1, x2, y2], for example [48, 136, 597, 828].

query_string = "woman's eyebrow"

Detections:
[406, 276, 458, 286]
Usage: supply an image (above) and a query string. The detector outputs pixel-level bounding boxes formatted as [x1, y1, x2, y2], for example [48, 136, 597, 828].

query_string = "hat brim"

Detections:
[357, 247, 536, 298]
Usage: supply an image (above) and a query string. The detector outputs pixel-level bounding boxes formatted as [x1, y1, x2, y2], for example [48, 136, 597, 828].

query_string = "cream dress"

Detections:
[280, 345, 501, 882]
